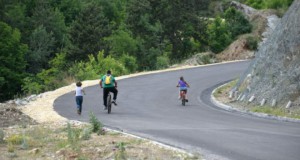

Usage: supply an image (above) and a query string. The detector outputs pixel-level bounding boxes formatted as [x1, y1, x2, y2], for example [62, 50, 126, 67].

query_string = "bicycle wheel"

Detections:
[107, 93, 112, 114]
[181, 92, 185, 106]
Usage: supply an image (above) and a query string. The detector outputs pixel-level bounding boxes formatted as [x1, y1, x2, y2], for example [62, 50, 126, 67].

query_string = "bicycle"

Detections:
[106, 93, 112, 114]
[180, 90, 187, 106]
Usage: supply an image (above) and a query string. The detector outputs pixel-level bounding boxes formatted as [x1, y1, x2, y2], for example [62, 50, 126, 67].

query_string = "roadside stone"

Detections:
[260, 99, 266, 106]
[28, 148, 40, 154]
[271, 99, 277, 107]
[285, 101, 292, 109]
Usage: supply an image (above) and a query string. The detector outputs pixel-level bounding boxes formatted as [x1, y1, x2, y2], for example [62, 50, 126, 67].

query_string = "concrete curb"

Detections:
[211, 82, 300, 123]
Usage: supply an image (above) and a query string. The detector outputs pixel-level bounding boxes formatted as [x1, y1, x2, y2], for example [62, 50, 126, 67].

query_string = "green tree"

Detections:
[104, 26, 138, 58]
[69, 2, 111, 61]
[0, 22, 28, 101]
[223, 7, 252, 38]
[58, 0, 83, 26]
[37, 52, 69, 91]
[27, 25, 56, 73]
[31, 1, 69, 54]
[207, 17, 232, 53]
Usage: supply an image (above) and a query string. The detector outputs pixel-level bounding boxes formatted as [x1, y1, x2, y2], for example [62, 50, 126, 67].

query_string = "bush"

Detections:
[6, 134, 23, 145]
[21, 76, 43, 95]
[89, 112, 104, 134]
[0, 129, 4, 143]
[207, 16, 233, 53]
[246, 35, 259, 50]
[120, 54, 138, 73]
[156, 55, 170, 69]
[66, 123, 80, 148]
[223, 7, 252, 38]
[81, 127, 91, 140]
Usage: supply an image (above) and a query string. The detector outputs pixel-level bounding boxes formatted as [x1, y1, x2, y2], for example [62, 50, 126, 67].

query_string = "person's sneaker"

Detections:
[112, 100, 117, 105]
[103, 106, 108, 110]
[77, 109, 81, 115]
[185, 99, 188, 102]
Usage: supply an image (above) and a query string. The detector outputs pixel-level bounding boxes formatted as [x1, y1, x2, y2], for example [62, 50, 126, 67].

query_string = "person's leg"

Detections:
[76, 96, 80, 114]
[108, 87, 118, 105]
[111, 87, 118, 101]
[79, 96, 83, 113]
[184, 90, 188, 102]
[103, 88, 109, 108]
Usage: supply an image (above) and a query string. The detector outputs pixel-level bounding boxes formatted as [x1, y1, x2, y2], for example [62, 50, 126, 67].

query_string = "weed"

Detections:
[81, 127, 91, 140]
[20, 138, 29, 150]
[89, 112, 104, 134]
[0, 129, 4, 143]
[7, 142, 15, 153]
[6, 134, 23, 145]
[6, 152, 18, 158]
[250, 106, 300, 119]
[77, 156, 89, 160]
[67, 123, 81, 149]
[115, 142, 127, 160]
[214, 79, 237, 98]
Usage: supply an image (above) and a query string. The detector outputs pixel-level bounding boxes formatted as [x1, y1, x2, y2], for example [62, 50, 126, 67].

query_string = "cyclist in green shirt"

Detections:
[99, 70, 118, 110]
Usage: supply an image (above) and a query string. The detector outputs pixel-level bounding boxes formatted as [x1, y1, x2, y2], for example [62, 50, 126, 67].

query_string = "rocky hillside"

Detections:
[233, 0, 300, 109]
[216, 1, 279, 61]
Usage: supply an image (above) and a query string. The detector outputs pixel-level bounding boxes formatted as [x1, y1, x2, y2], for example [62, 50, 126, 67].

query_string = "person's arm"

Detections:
[82, 88, 86, 95]
[99, 79, 103, 88]
[185, 81, 190, 87]
[176, 82, 180, 87]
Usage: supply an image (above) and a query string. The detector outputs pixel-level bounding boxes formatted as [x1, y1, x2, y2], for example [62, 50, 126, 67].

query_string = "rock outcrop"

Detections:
[234, 0, 300, 108]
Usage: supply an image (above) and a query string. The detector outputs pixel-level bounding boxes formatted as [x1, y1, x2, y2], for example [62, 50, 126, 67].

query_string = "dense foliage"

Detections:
[0, 0, 258, 101]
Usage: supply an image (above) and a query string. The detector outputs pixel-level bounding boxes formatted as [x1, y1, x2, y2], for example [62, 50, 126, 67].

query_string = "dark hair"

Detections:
[76, 81, 82, 87]
[107, 70, 111, 74]
[180, 76, 184, 81]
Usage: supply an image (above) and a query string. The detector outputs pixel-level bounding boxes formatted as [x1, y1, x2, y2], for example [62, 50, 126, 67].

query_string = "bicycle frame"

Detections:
[180, 90, 186, 106]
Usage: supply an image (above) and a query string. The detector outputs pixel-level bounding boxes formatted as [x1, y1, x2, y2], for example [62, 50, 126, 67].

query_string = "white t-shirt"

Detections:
[75, 86, 83, 96]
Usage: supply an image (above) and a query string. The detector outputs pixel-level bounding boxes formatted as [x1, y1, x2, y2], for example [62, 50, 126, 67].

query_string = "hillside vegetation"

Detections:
[0, 0, 293, 102]
[230, 0, 300, 115]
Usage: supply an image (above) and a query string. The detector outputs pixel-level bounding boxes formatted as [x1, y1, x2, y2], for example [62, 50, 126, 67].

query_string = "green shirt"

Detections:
[101, 74, 115, 88]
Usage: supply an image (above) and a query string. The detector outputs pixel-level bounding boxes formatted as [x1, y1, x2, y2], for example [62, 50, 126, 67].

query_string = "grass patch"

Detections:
[251, 106, 300, 119]
[0, 123, 200, 160]
[213, 79, 237, 98]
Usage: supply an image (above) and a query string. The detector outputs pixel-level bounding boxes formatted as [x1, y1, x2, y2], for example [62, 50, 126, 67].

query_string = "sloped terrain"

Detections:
[234, 0, 300, 109]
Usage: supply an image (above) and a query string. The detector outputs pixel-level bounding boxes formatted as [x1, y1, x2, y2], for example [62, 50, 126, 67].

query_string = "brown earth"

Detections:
[0, 104, 36, 128]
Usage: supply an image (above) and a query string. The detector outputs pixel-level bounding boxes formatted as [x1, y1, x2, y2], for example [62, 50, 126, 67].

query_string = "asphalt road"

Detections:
[54, 61, 300, 160]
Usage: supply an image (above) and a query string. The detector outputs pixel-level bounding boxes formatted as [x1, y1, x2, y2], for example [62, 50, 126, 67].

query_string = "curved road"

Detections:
[54, 61, 300, 160]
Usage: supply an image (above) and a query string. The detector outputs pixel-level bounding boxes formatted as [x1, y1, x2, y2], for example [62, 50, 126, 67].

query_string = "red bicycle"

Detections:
[180, 90, 187, 106]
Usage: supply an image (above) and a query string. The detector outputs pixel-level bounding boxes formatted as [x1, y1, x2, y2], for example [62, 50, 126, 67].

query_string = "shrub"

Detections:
[246, 35, 259, 50]
[223, 7, 252, 38]
[120, 54, 138, 73]
[81, 127, 91, 140]
[207, 16, 232, 53]
[0, 129, 4, 143]
[115, 142, 127, 160]
[66, 123, 80, 148]
[6, 134, 24, 145]
[22, 76, 43, 95]
[156, 55, 170, 69]
[89, 112, 104, 134]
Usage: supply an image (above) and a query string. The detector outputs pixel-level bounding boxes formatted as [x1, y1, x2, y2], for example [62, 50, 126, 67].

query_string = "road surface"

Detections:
[54, 61, 300, 160]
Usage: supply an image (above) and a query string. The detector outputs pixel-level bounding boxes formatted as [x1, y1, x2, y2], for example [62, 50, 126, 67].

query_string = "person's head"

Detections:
[76, 81, 82, 87]
[107, 70, 111, 75]
[180, 76, 184, 81]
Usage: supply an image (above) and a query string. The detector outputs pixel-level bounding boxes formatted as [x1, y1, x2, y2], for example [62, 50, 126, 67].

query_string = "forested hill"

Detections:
[0, 0, 292, 102]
